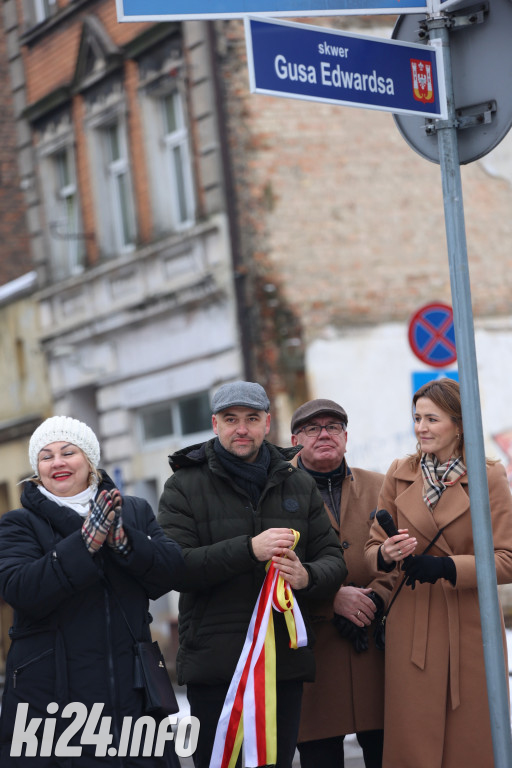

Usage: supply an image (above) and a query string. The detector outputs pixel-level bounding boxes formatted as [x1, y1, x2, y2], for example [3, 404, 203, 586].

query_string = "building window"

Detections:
[33, 0, 56, 23]
[36, 114, 86, 279]
[142, 408, 174, 441]
[179, 392, 212, 435]
[161, 92, 195, 229]
[87, 111, 136, 258]
[48, 148, 84, 276]
[140, 391, 211, 443]
[83, 73, 136, 258]
[101, 121, 135, 251]
[140, 82, 195, 237]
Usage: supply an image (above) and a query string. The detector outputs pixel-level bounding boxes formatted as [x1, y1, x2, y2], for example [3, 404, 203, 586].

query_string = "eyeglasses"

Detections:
[297, 423, 346, 437]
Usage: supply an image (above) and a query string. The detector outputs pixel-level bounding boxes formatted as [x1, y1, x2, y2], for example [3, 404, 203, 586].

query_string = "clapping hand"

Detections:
[81, 490, 117, 554]
[106, 490, 132, 556]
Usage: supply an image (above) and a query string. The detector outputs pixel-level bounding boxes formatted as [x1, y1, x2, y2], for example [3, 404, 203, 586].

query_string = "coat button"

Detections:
[342, 541, 350, 549]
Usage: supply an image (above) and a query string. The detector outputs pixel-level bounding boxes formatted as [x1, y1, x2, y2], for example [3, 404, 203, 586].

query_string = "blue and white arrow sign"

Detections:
[116, 0, 428, 22]
[245, 17, 447, 119]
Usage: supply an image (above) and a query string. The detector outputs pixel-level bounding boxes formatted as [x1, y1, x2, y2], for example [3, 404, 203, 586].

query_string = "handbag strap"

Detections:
[382, 526, 446, 623]
[100, 573, 138, 643]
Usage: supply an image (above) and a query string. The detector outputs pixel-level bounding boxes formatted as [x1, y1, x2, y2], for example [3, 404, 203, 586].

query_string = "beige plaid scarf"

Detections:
[421, 453, 467, 510]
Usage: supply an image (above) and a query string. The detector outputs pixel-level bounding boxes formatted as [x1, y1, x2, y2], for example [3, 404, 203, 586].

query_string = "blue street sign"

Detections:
[412, 370, 458, 397]
[116, 0, 428, 22]
[245, 18, 446, 119]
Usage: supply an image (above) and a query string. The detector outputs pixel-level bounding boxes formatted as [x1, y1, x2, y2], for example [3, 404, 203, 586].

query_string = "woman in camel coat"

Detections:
[365, 378, 512, 768]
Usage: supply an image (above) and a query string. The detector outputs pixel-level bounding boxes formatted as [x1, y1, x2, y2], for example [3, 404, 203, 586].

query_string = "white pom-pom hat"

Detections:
[29, 416, 100, 475]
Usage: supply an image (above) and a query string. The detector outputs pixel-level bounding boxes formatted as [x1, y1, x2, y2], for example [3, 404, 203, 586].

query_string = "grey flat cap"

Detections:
[212, 381, 270, 414]
[291, 398, 348, 434]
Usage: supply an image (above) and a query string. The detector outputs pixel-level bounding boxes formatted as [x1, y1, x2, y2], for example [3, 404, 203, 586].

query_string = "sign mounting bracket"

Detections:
[418, 2, 488, 34]
[424, 99, 496, 134]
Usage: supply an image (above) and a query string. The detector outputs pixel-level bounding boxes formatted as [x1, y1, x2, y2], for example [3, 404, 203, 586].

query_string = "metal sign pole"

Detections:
[428, 17, 512, 766]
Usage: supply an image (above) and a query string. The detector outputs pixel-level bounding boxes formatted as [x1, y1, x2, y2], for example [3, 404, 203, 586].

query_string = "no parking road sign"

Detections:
[408, 302, 457, 368]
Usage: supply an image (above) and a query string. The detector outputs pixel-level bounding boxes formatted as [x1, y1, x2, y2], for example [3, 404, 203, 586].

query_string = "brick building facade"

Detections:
[3, 5, 512, 468]
[3, 1, 245, 498]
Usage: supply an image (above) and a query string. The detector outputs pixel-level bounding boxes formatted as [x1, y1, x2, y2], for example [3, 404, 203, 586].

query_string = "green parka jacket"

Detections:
[158, 438, 346, 686]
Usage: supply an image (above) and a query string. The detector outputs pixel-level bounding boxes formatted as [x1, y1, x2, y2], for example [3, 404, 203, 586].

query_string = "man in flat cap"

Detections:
[290, 399, 392, 768]
[158, 381, 345, 768]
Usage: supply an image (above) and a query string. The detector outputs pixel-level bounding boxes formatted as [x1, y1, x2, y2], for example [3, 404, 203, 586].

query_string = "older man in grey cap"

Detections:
[158, 381, 346, 768]
[290, 398, 393, 768]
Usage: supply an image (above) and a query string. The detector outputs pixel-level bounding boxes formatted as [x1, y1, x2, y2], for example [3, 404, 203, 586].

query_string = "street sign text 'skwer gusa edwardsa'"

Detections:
[245, 18, 447, 119]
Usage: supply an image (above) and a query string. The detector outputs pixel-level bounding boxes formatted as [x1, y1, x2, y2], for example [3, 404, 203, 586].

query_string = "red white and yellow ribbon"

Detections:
[209, 529, 307, 768]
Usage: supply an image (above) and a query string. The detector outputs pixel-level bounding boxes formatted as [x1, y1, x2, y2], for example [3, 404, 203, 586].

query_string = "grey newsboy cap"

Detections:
[211, 381, 270, 414]
[291, 398, 348, 434]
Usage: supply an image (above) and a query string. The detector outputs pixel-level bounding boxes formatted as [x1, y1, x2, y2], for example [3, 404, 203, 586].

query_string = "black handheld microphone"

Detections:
[376, 509, 400, 538]
[376, 509, 412, 566]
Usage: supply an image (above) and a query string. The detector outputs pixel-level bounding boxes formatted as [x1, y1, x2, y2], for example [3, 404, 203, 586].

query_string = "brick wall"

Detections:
[0, 10, 30, 283]
[20, 0, 150, 105]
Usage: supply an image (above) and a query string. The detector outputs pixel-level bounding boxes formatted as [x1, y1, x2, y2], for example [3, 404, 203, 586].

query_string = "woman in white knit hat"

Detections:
[0, 415, 184, 767]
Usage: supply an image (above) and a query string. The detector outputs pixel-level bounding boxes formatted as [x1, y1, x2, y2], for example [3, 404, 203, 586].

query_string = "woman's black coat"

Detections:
[0, 473, 184, 767]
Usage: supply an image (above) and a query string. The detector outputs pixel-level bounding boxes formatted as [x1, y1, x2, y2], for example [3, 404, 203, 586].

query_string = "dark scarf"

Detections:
[298, 456, 346, 523]
[214, 438, 271, 509]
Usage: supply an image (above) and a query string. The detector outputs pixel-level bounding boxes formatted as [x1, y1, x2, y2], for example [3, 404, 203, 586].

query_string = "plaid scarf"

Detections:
[421, 453, 467, 511]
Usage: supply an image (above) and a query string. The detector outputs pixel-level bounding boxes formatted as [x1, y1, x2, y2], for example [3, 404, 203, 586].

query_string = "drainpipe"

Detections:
[206, 20, 253, 381]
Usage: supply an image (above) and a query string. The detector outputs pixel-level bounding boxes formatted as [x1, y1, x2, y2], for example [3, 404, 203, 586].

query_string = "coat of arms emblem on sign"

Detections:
[410, 59, 434, 103]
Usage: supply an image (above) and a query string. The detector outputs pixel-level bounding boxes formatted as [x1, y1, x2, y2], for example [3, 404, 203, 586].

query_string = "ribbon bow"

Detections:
[209, 529, 308, 768]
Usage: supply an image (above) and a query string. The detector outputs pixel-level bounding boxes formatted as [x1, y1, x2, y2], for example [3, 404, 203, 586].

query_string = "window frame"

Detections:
[102, 121, 136, 252]
[33, 0, 56, 24]
[86, 104, 137, 258]
[160, 90, 195, 230]
[37, 129, 86, 279]
[139, 391, 212, 445]
[140, 80, 196, 236]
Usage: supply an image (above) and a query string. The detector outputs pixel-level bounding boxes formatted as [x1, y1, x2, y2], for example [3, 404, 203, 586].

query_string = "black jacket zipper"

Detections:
[13, 648, 53, 689]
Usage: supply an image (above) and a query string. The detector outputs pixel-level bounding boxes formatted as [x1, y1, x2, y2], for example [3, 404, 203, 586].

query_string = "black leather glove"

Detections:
[402, 555, 456, 590]
[331, 613, 369, 653]
[368, 591, 385, 651]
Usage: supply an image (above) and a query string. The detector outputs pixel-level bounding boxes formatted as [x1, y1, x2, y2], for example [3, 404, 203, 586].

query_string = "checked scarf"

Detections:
[421, 453, 467, 511]
[209, 530, 307, 768]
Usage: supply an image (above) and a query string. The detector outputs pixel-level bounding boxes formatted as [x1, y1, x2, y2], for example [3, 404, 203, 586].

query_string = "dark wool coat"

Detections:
[157, 439, 347, 687]
[0, 474, 185, 768]
[365, 457, 512, 768]
[295, 460, 394, 742]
